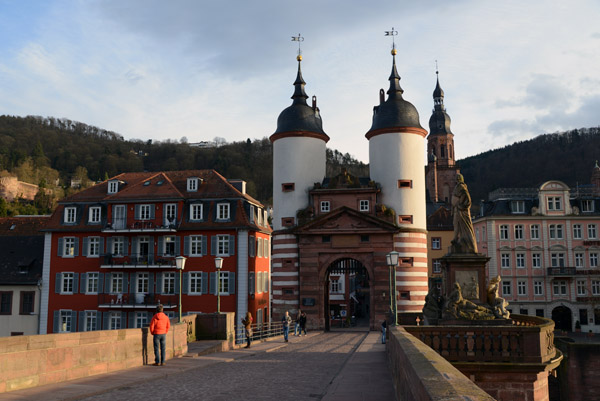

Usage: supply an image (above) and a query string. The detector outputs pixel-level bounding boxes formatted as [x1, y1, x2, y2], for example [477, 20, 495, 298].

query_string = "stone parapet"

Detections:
[0, 321, 188, 394]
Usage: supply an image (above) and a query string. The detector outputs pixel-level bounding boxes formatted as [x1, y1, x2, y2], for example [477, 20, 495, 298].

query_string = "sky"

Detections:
[0, 0, 599, 163]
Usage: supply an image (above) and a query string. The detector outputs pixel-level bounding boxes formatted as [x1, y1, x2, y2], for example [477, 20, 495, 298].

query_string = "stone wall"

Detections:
[0, 321, 188, 393]
[387, 326, 494, 401]
[0, 176, 40, 202]
[555, 338, 600, 401]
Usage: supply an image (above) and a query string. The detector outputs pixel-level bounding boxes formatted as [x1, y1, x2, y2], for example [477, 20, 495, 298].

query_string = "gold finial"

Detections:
[291, 33, 304, 60]
[385, 27, 398, 55]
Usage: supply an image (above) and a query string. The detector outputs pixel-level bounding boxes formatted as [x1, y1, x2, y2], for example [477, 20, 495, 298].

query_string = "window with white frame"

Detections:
[139, 204, 151, 220]
[85, 311, 97, 331]
[189, 272, 203, 294]
[86, 272, 99, 294]
[263, 238, 269, 258]
[553, 280, 567, 296]
[589, 224, 598, 239]
[135, 312, 148, 328]
[582, 200, 595, 213]
[137, 273, 149, 294]
[502, 281, 512, 296]
[532, 253, 542, 268]
[573, 224, 583, 239]
[359, 200, 369, 212]
[164, 236, 176, 256]
[263, 271, 268, 293]
[187, 177, 198, 192]
[257, 237, 263, 258]
[593, 280, 600, 295]
[59, 310, 72, 332]
[218, 271, 229, 294]
[499, 225, 509, 240]
[433, 259, 442, 273]
[530, 225, 540, 240]
[501, 253, 511, 268]
[547, 196, 562, 211]
[591, 253, 599, 268]
[111, 273, 123, 293]
[89, 206, 101, 224]
[549, 224, 564, 240]
[431, 238, 441, 250]
[517, 281, 527, 296]
[511, 200, 525, 214]
[257, 271, 263, 293]
[330, 278, 341, 293]
[514, 225, 524, 240]
[112, 237, 125, 256]
[63, 237, 76, 257]
[551, 252, 565, 267]
[61, 273, 74, 293]
[165, 204, 176, 225]
[320, 201, 330, 213]
[577, 280, 587, 296]
[534, 281, 543, 296]
[163, 272, 175, 294]
[516, 253, 526, 268]
[88, 237, 100, 257]
[64, 207, 77, 223]
[217, 235, 230, 256]
[108, 180, 119, 194]
[217, 203, 230, 220]
[575, 252, 585, 268]
[109, 312, 121, 330]
[190, 235, 203, 256]
[257, 208, 263, 225]
[190, 204, 203, 221]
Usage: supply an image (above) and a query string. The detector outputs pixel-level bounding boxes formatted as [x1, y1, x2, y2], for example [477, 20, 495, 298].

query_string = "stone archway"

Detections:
[552, 305, 572, 332]
[323, 258, 370, 331]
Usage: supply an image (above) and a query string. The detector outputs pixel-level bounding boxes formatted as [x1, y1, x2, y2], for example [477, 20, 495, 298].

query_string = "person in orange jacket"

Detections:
[149, 304, 171, 366]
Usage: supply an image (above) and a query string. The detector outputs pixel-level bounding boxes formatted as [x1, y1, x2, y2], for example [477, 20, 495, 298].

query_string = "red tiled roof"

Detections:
[0, 216, 50, 236]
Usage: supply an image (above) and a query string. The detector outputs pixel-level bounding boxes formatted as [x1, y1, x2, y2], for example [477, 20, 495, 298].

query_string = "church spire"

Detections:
[433, 63, 445, 111]
[291, 54, 309, 104]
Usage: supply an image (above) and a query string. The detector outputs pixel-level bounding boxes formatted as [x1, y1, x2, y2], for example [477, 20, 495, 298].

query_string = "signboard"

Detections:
[302, 298, 316, 306]
[340, 310, 347, 317]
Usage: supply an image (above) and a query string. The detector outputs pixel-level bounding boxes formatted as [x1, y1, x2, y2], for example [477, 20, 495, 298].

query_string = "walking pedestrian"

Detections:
[242, 311, 253, 348]
[294, 309, 302, 336]
[381, 320, 387, 344]
[149, 304, 170, 366]
[300, 310, 307, 336]
[282, 311, 292, 342]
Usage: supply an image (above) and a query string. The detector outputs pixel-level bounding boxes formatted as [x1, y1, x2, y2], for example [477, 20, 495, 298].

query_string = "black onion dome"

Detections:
[433, 76, 444, 99]
[273, 58, 327, 137]
[367, 55, 423, 133]
[428, 74, 453, 135]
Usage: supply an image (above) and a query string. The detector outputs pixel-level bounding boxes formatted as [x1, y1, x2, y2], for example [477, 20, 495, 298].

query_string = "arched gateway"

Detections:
[552, 305, 572, 332]
[324, 258, 370, 331]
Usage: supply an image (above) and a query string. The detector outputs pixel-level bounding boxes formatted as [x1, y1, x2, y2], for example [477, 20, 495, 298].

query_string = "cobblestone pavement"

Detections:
[80, 332, 387, 401]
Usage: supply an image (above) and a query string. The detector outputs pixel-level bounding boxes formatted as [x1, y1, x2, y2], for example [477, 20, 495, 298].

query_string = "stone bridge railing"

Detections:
[403, 314, 556, 364]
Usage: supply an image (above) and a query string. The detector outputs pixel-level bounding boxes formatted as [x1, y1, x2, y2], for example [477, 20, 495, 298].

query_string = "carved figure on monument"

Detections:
[442, 282, 494, 320]
[487, 276, 510, 319]
[463, 276, 479, 300]
[422, 286, 444, 325]
[450, 174, 478, 254]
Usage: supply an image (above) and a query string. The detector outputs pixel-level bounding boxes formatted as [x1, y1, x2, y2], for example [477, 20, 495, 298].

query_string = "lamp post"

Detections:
[386, 251, 399, 326]
[214, 257, 224, 313]
[175, 256, 187, 323]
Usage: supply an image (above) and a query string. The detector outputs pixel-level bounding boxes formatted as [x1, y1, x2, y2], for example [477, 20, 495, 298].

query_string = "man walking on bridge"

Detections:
[282, 311, 292, 342]
[150, 304, 170, 366]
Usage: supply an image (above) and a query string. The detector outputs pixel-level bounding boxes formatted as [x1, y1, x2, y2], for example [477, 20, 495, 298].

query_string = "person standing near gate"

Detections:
[282, 311, 292, 342]
[149, 304, 170, 366]
[300, 310, 307, 336]
[242, 311, 253, 348]
[294, 309, 302, 336]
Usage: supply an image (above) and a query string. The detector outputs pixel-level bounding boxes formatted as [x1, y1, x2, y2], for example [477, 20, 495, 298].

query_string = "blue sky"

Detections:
[1, 0, 599, 163]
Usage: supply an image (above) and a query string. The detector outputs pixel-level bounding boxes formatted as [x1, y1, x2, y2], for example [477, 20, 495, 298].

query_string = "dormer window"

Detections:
[582, 200, 595, 213]
[320, 201, 330, 213]
[108, 180, 119, 194]
[88, 206, 101, 224]
[217, 203, 230, 220]
[187, 177, 199, 192]
[511, 201, 525, 214]
[547, 196, 562, 211]
[64, 207, 77, 224]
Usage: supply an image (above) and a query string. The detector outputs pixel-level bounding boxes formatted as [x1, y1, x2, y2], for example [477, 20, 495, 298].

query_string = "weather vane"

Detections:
[435, 59, 439, 75]
[384, 27, 398, 51]
[291, 33, 304, 57]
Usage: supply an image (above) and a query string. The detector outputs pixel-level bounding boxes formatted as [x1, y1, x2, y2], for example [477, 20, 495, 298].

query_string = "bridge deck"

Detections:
[2, 331, 396, 401]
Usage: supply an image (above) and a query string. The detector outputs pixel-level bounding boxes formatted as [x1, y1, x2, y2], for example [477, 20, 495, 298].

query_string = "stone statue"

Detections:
[442, 282, 494, 320]
[463, 276, 479, 300]
[487, 276, 510, 319]
[450, 174, 478, 254]
[422, 286, 444, 325]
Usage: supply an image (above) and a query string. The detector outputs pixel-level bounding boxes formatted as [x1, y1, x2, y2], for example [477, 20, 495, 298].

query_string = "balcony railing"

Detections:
[98, 293, 178, 309]
[404, 315, 557, 364]
[101, 253, 176, 268]
[547, 266, 576, 276]
[103, 218, 178, 233]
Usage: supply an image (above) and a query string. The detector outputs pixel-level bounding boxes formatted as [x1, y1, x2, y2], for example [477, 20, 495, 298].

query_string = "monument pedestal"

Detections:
[441, 253, 490, 303]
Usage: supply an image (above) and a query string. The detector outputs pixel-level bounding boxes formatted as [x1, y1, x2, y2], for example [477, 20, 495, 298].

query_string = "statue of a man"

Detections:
[451, 174, 478, 254]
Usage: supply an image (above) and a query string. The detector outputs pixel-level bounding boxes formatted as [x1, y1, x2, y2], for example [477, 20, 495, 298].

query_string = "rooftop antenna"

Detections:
[291, 33, 304, 60]
[384, 27, 398, 54]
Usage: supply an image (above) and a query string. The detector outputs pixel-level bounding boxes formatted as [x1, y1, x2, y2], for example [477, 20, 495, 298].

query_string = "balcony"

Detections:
[102, 218, 177, 233]
[98, 293, 178, 309]
[100, 253, 176, 269]
[547, 266, 576, 276]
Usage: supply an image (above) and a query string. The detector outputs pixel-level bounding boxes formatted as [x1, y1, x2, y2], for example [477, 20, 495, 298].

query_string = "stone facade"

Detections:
[0, 176, 39, 202]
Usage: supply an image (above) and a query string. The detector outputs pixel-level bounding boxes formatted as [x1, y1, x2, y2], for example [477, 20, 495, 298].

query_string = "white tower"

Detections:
[365, 48, 429, 312]
[270, 54, 329, 231]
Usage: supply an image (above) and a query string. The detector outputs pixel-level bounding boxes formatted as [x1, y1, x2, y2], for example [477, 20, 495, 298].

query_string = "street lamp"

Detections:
[386, 251, 399, 326]
[175, 256, 187, 323]
[214, 257, 224, 313]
